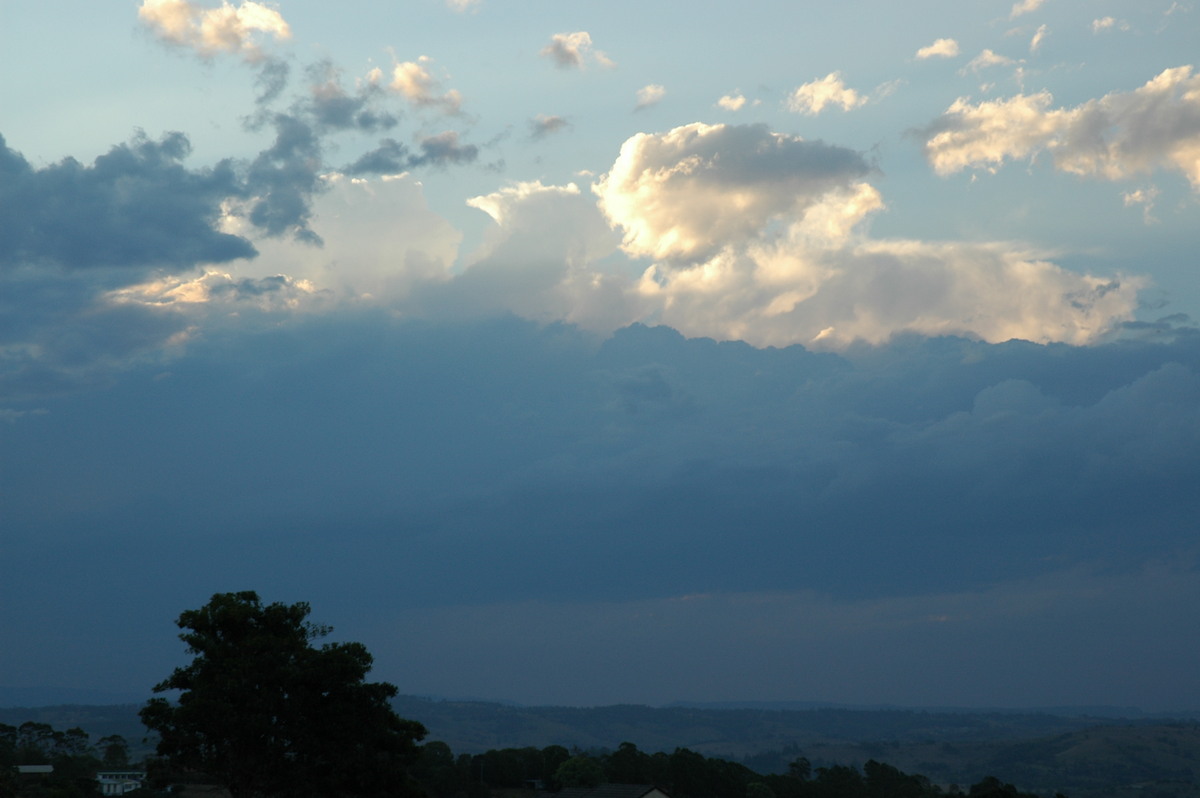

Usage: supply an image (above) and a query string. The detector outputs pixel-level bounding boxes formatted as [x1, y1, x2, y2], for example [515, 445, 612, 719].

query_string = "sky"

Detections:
[1, 0, 1200, 713]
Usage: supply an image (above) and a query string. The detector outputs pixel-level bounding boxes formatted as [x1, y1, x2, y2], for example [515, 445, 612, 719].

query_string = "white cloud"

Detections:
[540, 31, 614, 70]
[592, 123, 1137, 348]
[1030, 24, 1048, 52]
[224, 173, 461, 302]
[381, 57, 463, 113]
[593, 123, 872, 263]
[785, 72, 867, 115]
[450, 181, 630, 329]
[962, 49, 1017, 75]
[716, 93, 747, 111]
[916, 38, 961, 60]
[922, 65, 1200, 187]
[138, 0, 290, 61]
[1123, 186, 1161, 224]
[1010, 0, 1045, 19]
[635, 84, 666, 110]
[1091, 16, 1130, 33]
[445, 0, 480, 12]
[107, 270, 322, 312]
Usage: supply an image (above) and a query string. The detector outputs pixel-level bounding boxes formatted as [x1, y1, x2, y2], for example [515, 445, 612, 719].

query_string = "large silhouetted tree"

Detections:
[140, 591, 426, 798]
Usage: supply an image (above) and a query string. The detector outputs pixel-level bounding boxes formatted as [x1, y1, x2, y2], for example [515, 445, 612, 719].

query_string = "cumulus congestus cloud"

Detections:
[594, 123, 872, 263]
[585, 122, 1139, 348]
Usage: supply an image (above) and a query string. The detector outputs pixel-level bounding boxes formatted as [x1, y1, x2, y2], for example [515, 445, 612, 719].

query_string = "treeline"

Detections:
[408, 739, 1061, 798]
[3, 719, 1060, 798]
[1, 721, 135, 798]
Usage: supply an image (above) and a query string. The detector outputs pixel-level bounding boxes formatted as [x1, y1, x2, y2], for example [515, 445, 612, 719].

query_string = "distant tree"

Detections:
[139, 590, 427, 798]
[541, 745, 571, 781]
[606, 741, 653, 784]
[555, 755, 605, 788]
[787, 757, 812, 781]
[966, 776, 1042, 798]
[97, 734, 130, 768]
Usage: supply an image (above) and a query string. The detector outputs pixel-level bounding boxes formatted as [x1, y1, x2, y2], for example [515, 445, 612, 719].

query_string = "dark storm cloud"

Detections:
[244, 114, 326, 243]
[302, 62, 399, 133]
[0, 132, 254, 271]
[4, 315, 1200, 707]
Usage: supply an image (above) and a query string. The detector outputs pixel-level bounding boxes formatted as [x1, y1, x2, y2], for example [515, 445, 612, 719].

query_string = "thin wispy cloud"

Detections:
[1092, 16, 1130, 33]
[1010, 0, 1046, 19]
[961, 49, 1017, 75]
[1030, 24, 1048, 52]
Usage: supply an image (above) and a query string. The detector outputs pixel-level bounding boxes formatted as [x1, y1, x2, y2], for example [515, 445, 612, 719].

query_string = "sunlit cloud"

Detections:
[921, 65, 1200, 187]
[594, 123, 872, 263]
[590, 122, 1137, 348]
[716, 93, 747, 111]
[445, 0, 481, 12]
[635, 84, 666, 110]
[785, 72, 868, 115]
[1030, 24, 1048, 53]
[138, 0, 290, 61]
[1123, 186, 1161, 224]
[377, 56, 463, 114]
[1010, 0, 1046, 19]
[961, 49, 1017, 75]
[916, 38, 960, 60]
[1092, 16, 1130, 33]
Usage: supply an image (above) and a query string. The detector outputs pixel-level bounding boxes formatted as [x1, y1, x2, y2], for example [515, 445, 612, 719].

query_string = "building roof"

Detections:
[555, 785, 670, 798]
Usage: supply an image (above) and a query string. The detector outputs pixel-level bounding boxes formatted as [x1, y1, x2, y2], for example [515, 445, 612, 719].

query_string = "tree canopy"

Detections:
[139, 591, 426, 798]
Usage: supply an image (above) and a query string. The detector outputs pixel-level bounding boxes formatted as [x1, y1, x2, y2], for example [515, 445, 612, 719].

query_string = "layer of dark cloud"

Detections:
[245, 114, 326, 243]
[302, 62, 399, 133]
[0, 132, 253, 271]
[345, 132, 479, 176]
[2, 315, 1198, 707]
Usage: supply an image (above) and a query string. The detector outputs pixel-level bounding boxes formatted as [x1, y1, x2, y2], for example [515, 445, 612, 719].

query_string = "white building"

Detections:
[96, 770, 147, 796]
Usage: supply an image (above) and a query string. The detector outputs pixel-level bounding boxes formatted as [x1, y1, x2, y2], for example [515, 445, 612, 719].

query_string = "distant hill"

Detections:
[390, 695, 1192, 754]
[0, 703, 154, 758]
[3, 696, 1199, 797]
[389, 697, 1200, 797]
[0, 686, 148, 707]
